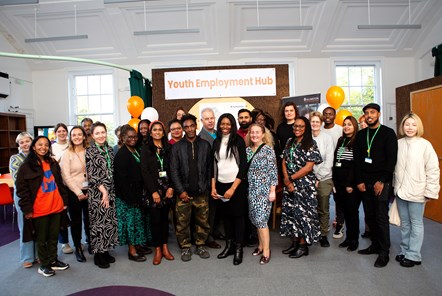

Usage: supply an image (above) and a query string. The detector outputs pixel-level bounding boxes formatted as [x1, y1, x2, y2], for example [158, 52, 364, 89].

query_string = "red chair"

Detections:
[0, 183, 15, 231]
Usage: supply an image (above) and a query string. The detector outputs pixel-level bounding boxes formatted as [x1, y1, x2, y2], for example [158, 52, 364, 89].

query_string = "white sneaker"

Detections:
[333, 223, 344, 239]
[62, 243, 74, 254]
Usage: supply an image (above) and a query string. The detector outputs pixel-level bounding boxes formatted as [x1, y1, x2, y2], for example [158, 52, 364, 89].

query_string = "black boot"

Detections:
[233, 243, 243, 265]
[289, 244, 309, 259]
[282, 240, 299, 254]
[102, 251, 116, 263]
[217, 240, 235, 259]
[94, 253, 110, 268]
[75, 247, 86, 262]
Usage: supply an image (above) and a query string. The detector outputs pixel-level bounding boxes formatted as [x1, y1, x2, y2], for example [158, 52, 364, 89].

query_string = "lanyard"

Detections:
[128, 146, 141, 163]
[96, 143, 111, 172]
[74, 149, 86, 178]
[155, 152, 164, 171]
[289, 140, 300, 162]
[247, 143, 264, 162]
[336, 138, 347, 163]
[366, 125, 381, 158]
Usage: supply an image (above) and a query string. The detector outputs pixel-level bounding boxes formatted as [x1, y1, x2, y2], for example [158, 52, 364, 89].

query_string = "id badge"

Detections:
[335, 162, 342, 167]
[82, 181, 89, 188]
[159, 171, 167, 178]
[365, 157, 372, 164]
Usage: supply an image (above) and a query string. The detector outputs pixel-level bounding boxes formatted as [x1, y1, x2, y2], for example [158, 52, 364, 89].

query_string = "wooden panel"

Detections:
[411, 86, 442, 223]
[0, 113, 26, 174]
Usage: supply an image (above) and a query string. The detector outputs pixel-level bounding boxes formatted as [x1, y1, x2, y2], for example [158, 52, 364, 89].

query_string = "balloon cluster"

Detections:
[126, 96, 159, 131]
[317, 86, 353, 126]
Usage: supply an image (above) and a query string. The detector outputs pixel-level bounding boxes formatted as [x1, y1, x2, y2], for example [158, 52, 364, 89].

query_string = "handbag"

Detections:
[389, 198, 401, 226]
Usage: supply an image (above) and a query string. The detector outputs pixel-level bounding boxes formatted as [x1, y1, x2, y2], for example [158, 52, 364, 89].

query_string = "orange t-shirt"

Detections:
[33, 161, 64, 218]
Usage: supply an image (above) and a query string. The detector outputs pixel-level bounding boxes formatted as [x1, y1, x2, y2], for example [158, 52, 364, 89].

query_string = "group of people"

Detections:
[9, 102, 439, 278]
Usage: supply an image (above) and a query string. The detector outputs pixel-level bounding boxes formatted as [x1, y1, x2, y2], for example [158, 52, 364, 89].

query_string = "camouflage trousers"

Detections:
[175, 194, 210, 248]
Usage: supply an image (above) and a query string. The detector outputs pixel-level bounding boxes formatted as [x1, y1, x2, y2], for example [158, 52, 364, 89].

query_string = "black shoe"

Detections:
[395, 254, 405, 262]
[319, 236, 330, 248]
[361, 231, 371, 238]
[347, 241, 359, 252]
[128, 253, 147, 262]
[289, 244, 309, 259]
[217, 240, 235, 259]
[50, 260, 69, 271]
[374, 255, 389, 268]
[94, 253, 110, 269]
[358, 246, 379, 255]
[233, 243, 243, 265]
[282, 241, 299, 254]
[400, 258, 421, 268]
[206, 241, 222, 249]
[339, 239, 350, 248]
[136, 245, 153, 255]
[75, 247, 87, 263]
[88, 245, 93, 255]
[102, 251, 115, 263]
[38, 266, 55, 277]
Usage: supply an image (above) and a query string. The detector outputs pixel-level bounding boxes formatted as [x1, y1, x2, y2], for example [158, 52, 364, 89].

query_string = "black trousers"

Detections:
[150, 204, 171, 247]
[361, 184, 390, 255]
[334, 184, 362, 241]
[67, 189, 90, 248]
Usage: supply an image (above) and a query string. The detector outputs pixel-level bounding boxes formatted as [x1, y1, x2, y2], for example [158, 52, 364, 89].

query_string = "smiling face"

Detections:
[220, 117, 232, 135]
[139, 122, 149, 138]
[150, 123, 164, 142]
[403, 117, 418, 138]
[56, 126, 68, 142]
[18, 137, 32, 154]
[323, 108, 336, 126]
[123, 129, 138, 148]
[201, 110, 216, 131]
[92, 126, 107, 145]
[293, 118, 306, 139]
[238, 111, 251, 129]
[170, 122, 183, 140]
[364, 108, 381, 127]
[310, 115, 322, 132]
[70, 127, 86, 147]
[343, 118, 355, 137]
[249, 125, 265, 146]
[33, 137, 50, 159]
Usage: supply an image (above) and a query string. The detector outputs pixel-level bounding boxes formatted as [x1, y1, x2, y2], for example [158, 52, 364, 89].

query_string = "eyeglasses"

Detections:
[293, 125, 305, 129]
[170, 127, 182, 132]
[126, 136, 138, 140]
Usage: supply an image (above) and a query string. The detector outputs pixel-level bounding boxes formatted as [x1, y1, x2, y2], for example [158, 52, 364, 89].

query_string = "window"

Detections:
[69, 71, 117, 146]
[334, 62, 381, 120]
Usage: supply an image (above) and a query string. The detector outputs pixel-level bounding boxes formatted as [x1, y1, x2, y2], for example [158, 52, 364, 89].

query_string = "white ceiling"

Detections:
[0, 0, 441, 71]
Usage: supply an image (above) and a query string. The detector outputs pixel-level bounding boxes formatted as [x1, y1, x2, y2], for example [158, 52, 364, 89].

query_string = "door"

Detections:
[411, 86, 442, 223]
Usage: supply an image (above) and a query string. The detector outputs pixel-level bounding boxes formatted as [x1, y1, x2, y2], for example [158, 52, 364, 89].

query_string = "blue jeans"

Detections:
[396, 197, 425, 262]
[14, 191, 36, 264]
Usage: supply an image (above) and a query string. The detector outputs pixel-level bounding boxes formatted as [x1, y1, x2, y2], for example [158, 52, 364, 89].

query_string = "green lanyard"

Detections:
[96, 143, 111, 172]
[289, 140, 300, 162]
[155, 152, 164, 171]
[366, 125, 381, 158]
[336, 138, 347, 163]
[131, 149, 141, 164]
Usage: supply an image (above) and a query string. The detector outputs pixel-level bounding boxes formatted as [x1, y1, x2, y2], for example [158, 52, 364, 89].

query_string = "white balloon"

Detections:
[141, 107, 159, 121]
[317, 103, 330, 113]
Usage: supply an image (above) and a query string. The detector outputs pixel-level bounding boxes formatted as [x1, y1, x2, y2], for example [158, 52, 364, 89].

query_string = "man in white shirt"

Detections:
[321, 107, 343, 148]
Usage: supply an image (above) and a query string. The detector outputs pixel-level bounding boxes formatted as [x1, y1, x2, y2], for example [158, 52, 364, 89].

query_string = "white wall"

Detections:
[28, 56, 416, 132]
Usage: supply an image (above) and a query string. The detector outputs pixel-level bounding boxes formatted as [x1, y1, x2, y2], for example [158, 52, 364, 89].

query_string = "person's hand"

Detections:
[24, 212, 33, 219]
[224, 187, 235, 199]
[78, 193, 88, 201]
[152, 192, 161, 204]
[211, 189, 219, 199]
[346, 187, 353, 194]
[315, 180, 319, 188]
[179, 192, 190, 202]
[374, 181, 384, 197]
[101, 190, 110, 208]
[268, 191, 276, 202]
[357, 183, 366, 192]
[286, 183, 295, 193]
[165, 188, 174, 199]
[283, 177, 291, 187]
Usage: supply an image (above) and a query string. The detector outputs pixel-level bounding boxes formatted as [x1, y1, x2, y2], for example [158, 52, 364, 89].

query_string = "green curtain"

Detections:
[129, 70, 152, 108]
[432, 44, 442, 77]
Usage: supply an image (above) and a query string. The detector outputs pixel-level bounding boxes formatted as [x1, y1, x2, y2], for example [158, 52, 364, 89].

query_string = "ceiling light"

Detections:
[25, 35, 88, 43]
[247, 25, 312, 31]
[134, 28, 199, 35]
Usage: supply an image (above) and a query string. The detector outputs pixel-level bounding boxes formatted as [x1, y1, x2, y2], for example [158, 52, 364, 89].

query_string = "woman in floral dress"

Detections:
[280, 116, 322, 259]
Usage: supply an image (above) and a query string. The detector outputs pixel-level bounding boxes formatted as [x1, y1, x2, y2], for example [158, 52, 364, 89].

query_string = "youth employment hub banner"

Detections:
[164, 68, 276, 100]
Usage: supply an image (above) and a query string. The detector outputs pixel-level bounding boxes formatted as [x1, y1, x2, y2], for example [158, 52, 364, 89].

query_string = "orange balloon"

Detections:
[326, 86, 345, 110]
[335, 109, 353, 126]
[128, 118, 141, 132]
[127, 96, 144, 118]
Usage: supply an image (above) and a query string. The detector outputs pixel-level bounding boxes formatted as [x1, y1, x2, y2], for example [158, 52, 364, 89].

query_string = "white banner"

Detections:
[164, 68, 276, 100]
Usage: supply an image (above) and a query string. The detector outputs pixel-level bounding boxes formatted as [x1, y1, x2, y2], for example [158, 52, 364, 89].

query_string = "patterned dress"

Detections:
[86, 143, 119, 253]
[246, 145, 278, 228]
[280, 138, 322, 244]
